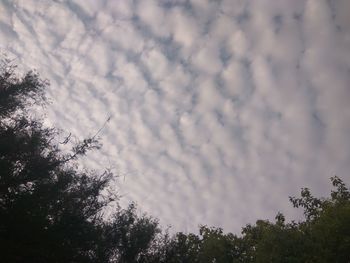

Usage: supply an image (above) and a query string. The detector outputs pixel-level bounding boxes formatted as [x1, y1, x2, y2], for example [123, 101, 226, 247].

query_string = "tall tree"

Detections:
[0, 58, 160, 262]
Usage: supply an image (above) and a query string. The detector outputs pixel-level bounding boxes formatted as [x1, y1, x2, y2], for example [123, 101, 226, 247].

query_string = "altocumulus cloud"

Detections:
[1, 0, 350, 233]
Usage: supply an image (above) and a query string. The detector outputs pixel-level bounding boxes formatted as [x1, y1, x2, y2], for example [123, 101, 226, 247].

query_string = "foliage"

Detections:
[0, 58, 46, 118]
[157, 176, 350, 263]
[0, 59, 161, 262]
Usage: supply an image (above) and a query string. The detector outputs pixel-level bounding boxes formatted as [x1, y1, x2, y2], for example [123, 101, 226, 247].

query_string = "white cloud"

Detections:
[141, 48, 171, 81]
[169, 7, 200, 54]
[137, 0, 170, 38]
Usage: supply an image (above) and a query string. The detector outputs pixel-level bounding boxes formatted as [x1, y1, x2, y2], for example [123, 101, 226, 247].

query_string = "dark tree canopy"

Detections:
[0, 59, 161, 263]
[0, 59, 46, 118]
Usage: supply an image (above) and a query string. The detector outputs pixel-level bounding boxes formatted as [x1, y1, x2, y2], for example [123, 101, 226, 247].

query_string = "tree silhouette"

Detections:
[0, 58, 160, 262]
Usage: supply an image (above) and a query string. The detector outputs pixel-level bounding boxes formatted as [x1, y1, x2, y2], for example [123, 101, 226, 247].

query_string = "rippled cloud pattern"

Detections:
[1, 0, 350, 233]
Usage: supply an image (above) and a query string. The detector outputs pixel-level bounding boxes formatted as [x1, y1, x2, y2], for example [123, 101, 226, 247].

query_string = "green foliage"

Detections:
[102, 204, 161, 263]
[0, 59, 161, 262]
[156, 177, 350, 263]
[240, 177, 350, 262]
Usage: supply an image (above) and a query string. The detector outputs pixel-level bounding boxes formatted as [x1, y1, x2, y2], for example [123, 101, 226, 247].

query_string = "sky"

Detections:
[1, 0, 350, 234]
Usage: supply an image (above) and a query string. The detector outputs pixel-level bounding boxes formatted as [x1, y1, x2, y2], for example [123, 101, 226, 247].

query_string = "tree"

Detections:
[152, 177, 350, 263]
[100, 203, 161, 263]
[289, 176, 350, 262]
[237, 176, 350, 263]
[0, 59, 46, 118]
[0, 58, 160, 262]
[149, 226, 243, 263]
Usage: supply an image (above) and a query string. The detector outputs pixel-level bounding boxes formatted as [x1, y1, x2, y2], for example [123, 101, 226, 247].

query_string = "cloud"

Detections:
[1, 0, 350, 234]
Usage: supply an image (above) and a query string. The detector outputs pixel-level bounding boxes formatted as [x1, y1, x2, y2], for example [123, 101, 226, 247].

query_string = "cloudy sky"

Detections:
[1, 0, 350, 234]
